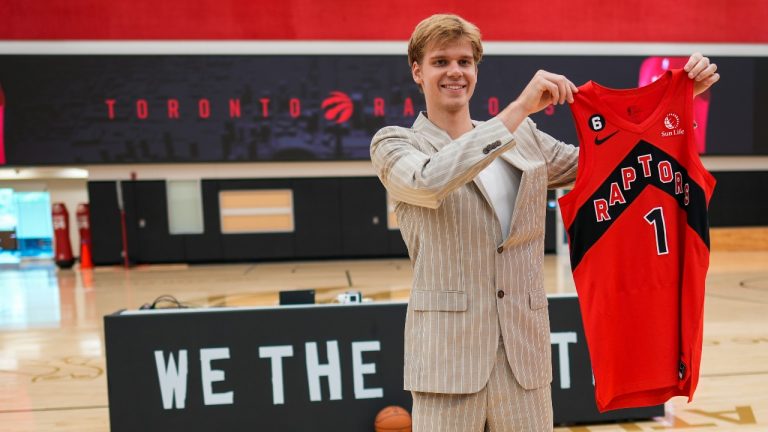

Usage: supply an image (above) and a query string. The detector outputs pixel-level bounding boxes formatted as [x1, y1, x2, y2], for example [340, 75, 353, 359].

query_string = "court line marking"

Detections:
[701, 370, 768, 378]
[243, 264, 257, 275]
[0, 405, 108, 414]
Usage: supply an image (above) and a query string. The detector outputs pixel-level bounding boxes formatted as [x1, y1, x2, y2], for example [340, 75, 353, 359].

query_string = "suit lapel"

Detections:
[412, 112, 451, 151]
[500, 149, 531, 243]
[472, 177, 494, 216]
[413, 113, 497, 210]
[412, 112, 537, 245]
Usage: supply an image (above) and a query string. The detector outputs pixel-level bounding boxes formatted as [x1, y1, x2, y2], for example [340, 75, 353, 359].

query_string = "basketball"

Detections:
[374, 405, 412, 432]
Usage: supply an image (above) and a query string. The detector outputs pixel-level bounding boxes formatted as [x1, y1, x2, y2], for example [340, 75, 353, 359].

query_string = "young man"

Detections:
[370, 14, 719, 432]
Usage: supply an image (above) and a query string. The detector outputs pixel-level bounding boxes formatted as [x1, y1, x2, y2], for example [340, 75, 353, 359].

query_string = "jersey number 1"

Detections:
[644, 207, 669, 255]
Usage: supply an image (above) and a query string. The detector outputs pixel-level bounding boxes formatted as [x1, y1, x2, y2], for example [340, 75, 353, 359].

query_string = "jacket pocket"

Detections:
[528, 289, 549, 310]
[411, 290, 468, 312]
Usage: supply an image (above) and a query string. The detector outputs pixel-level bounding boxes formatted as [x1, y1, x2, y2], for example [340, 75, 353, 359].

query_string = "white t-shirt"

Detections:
[477, 157, 522, 240]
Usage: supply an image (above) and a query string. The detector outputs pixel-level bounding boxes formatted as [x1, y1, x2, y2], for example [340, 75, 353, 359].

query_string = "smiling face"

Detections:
[412, 37, 478, 116]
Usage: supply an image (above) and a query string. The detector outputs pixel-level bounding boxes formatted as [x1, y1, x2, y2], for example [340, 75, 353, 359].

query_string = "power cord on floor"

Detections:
[139, 294, 190, 310]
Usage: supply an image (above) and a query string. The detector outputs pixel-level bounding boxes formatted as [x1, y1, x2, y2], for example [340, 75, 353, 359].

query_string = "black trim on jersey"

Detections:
[568, 140, 710, 271]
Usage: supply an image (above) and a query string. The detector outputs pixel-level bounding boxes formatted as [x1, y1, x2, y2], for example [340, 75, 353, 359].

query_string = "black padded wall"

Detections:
[87, 181, 123, 265]
[709, 171, 768, 227]
[88, 171, 764, 265]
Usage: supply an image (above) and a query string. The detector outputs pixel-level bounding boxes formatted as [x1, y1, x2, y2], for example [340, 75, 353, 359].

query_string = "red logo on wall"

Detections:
[321, 91, 354, 124]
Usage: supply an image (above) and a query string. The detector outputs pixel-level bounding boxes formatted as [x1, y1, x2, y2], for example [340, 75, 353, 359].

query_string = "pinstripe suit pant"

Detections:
[411, 337, 553, 432]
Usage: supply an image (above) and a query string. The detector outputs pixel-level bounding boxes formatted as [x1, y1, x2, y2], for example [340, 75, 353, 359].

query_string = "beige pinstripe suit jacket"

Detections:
[371, 112, 578, 394]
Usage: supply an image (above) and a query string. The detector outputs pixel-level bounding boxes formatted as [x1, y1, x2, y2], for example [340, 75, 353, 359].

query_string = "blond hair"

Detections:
[407, 14, 483, 66]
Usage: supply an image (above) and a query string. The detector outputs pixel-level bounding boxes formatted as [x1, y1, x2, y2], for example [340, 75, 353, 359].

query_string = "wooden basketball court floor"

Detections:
[0, 249, 766, 431]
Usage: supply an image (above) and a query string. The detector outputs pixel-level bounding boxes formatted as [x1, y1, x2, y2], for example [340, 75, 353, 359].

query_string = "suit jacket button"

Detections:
[497, 290, 505, 299]
[483, 147, 490, 154]
[497, 246, 504, 254]
[492, 140, 501, 147]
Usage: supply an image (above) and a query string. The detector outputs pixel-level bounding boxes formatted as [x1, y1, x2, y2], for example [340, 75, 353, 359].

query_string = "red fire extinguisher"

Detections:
[52, 202, 75, 269]
[76, 203, 93, 268]
[0, 83, 5, 165]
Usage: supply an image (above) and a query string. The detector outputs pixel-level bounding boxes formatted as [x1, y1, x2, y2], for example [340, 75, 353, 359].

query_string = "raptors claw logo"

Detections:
[321, 91, 354, 124]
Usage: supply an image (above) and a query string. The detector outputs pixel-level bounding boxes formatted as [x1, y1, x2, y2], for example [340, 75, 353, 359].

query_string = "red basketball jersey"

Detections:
[558, 69, 716, 412]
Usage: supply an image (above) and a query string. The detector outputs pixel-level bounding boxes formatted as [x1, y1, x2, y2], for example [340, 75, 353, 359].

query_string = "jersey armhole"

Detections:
[682, 75, 717, 199]
[558, 102, 591, 209]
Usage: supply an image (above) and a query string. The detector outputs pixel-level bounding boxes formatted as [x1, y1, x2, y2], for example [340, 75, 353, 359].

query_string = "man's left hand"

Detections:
[685, 53, 719, 96]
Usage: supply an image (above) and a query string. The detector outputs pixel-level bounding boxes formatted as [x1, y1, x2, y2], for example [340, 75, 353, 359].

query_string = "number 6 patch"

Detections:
[589, 114, 605, 132]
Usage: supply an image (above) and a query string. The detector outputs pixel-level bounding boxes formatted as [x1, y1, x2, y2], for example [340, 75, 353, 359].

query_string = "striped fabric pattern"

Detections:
[370, 112, 578, 394]
[411, 339, 553, 431]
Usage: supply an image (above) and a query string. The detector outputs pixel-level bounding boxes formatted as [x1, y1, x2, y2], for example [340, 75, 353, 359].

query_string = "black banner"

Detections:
[104, 296, 662, 431]
[0, 55, 761, 165]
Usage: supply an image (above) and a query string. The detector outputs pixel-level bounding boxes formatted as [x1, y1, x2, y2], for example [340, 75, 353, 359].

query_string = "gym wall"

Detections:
[2, 0, 766, 263]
